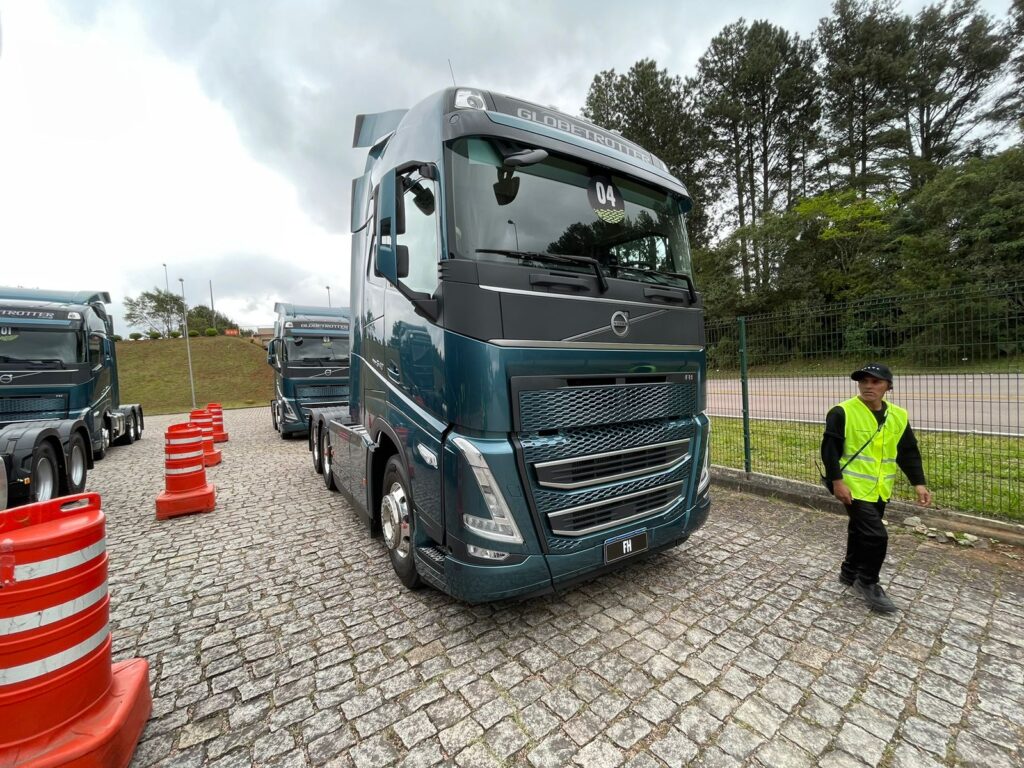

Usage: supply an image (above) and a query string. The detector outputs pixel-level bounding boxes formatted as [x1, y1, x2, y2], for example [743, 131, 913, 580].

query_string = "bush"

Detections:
[188, 330, 200, 338]
[204, 328, 218, 337]
[148, 331, 162, 340]
[129, 332, 143, 341]
[112, 334, 123, 342]
[169, 331, 182, 339]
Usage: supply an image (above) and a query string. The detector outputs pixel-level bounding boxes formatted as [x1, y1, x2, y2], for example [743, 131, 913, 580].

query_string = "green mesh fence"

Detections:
[706, 284, 1023, 521]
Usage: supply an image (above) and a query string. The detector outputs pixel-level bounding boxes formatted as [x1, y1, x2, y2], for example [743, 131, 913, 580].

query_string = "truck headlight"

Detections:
[451, 436, 523, 544]
[698, 421, 711, 495]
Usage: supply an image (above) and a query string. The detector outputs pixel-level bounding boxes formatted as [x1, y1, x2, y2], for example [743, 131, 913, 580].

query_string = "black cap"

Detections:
[851, 363, 893, 383]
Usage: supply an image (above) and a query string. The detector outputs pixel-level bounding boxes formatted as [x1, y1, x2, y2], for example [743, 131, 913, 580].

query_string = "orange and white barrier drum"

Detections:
[188, 410, 222, 468]
[207, 403, 229, 443]
[155, 423, 216, 520]
[0, 493, 151, 767]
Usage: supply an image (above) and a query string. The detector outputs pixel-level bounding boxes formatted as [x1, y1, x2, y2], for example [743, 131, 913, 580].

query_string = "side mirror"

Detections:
[396, 245, 409, 279]
[267, 338, 279, 366]
[375, 169, 405, 285]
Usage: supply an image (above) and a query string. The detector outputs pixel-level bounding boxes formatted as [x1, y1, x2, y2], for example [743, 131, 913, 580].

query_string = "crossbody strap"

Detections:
[840, 415, 887, 472]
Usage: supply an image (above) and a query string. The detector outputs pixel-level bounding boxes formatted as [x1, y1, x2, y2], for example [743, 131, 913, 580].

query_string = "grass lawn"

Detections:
[117, 336, 274, 415]
[712, 416, 1022, 523]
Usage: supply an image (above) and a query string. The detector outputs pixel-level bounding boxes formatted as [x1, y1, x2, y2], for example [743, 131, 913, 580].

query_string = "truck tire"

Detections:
[67, 433, 88, 494]
[119, 412, 136, 446]
[380, 456, 420, 590]
[271, 401, 279, 432]
[30, 443, 60, 503]
[93, 420, 110, 460]
[311, 423, 323, 475]
[321, 428, 337, 491]
[133, 412, 143, 441]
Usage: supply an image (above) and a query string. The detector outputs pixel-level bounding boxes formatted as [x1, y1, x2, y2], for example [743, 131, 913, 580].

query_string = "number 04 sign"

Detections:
[588, 175, 625, 224]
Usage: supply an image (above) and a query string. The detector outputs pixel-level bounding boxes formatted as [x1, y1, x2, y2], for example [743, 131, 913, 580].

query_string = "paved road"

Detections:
[708, 374, 1023, 436]
[86, 408, 1024, 767]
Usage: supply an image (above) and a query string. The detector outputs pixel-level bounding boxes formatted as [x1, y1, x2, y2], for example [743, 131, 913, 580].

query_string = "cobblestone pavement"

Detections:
[89, 408, 1024, 767]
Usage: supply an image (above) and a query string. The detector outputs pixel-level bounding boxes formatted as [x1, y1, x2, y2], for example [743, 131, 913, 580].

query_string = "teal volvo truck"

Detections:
[317, 87, 710, 602]
[267, 303, 350, 437]
[0, 288, 144, 509]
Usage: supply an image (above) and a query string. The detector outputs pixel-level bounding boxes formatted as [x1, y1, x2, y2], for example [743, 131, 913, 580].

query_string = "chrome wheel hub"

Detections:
[35, 457, 55, 501]
[70, 443, 86, 486]
[381, 482, 411, 558]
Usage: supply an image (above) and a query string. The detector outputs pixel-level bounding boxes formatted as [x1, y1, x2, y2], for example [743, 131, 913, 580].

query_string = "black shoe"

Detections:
[854, 579, 898, 613]
[839, 572, 855, 586]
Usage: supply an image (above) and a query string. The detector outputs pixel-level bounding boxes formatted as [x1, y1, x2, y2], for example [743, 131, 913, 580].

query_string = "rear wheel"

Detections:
[30, 443, 59, 504]
[93, 422, 110, 460]
[132, 411, 143, 441]
[67, 433, 88, 494]
[120, 412, 136, 445]
[381, 456, 420, 589]
[321, 428, 338, 491]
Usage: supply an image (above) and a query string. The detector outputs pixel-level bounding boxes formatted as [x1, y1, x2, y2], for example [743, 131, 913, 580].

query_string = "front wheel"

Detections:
[311, 423, 323, 475]
[67, 433, 88, 494]
[380, 456, 420, 589]
[321, 428, 338, 491]
[30, 443, 59, 503]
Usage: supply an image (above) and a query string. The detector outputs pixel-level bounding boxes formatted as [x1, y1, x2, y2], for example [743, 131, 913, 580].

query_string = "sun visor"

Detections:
[352, 110, 408, 149]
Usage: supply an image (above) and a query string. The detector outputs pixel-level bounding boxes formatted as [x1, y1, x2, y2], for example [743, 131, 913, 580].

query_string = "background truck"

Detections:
[0, 288, 143, 509]
[267, 303, 350, 438]
[313, 87, 711, 603]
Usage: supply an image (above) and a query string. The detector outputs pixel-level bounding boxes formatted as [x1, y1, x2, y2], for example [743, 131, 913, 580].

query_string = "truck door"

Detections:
[88, 332, 112, 415]
[383, 169, 445, 539]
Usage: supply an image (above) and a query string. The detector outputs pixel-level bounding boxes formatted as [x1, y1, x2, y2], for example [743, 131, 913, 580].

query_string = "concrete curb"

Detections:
[711, 465, 1024, 548]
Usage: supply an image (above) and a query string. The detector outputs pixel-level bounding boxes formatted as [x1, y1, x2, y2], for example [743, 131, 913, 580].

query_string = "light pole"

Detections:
[326, 285, 332, 307]
[507, 219, 519, 250]
[162, 263, 169, 293]
[178, 278, 197, 410]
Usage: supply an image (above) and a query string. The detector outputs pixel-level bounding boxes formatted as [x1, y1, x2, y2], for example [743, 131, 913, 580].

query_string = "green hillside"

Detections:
[117, 336, 274, 415]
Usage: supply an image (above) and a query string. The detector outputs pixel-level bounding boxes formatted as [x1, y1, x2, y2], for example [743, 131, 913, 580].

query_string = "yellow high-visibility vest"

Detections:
[839, 396, 908, 502]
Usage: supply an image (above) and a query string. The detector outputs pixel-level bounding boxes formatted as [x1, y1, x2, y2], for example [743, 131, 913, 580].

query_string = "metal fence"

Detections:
[706, 283, 1023, 521]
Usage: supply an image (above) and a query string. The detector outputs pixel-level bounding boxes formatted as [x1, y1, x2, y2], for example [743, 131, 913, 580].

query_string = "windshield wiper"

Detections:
[476, 249, 608, 293]
[609, 266, 697, 302]
[24, 358, 67, 369]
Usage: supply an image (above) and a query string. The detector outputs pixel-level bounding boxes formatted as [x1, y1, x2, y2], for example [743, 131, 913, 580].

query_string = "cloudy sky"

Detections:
[0, 0, 1013, 332]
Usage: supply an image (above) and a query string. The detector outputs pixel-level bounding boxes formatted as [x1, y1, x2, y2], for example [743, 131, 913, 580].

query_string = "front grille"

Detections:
[297, 385, 349, 400]
[0, 395, 69, 422]
[518, 380, 696, 432]
[548, 481, 685, 536]
[535, 437, 690, 489]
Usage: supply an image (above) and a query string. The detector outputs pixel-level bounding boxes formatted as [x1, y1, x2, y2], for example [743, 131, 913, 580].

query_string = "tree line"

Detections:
[123, 289, 237, 337]
[582, 0, 1024, 324]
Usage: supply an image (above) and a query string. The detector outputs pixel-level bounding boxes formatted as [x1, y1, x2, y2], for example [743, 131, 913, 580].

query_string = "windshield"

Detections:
[283, 335, 349, 365]
[0, 327, 85, 364]
[448, 137, 694, 286]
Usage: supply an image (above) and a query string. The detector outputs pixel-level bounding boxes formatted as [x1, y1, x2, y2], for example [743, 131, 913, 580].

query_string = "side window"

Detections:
[398, 176, 439, 295]
[88, 334, 103, 365]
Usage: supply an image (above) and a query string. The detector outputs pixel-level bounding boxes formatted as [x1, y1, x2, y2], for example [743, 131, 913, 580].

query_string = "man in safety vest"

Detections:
[821, 363, 931, 613]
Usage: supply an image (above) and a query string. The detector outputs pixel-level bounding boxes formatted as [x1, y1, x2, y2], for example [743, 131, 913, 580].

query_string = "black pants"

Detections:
[840, 498, 888, 585]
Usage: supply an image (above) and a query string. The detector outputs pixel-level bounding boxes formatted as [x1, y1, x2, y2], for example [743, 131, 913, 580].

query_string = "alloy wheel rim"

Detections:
[35, 457, 55, 500]
[381, 481, 410, 558]
[70, 444, 86, 485]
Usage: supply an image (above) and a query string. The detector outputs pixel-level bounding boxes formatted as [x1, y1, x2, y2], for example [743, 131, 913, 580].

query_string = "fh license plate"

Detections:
[604, 530, 648, 564]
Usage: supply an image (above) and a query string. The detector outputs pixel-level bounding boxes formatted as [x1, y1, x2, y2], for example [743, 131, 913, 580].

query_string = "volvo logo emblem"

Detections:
[0, 374, 11, 384]
[610, 311, 629, 337]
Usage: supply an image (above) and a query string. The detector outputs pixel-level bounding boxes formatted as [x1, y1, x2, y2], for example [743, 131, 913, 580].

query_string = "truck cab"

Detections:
[0, 288, 143, 508]
[267, 303, 350, 437]
[319, 88, 711, 603]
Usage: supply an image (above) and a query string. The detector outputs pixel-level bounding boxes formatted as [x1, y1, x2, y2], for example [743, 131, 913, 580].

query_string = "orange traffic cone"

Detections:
[0, 493, 151, 768]
[207, 402, 229, 443]
[189, 409, 222, 467]
[155, 423, 216, 520]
